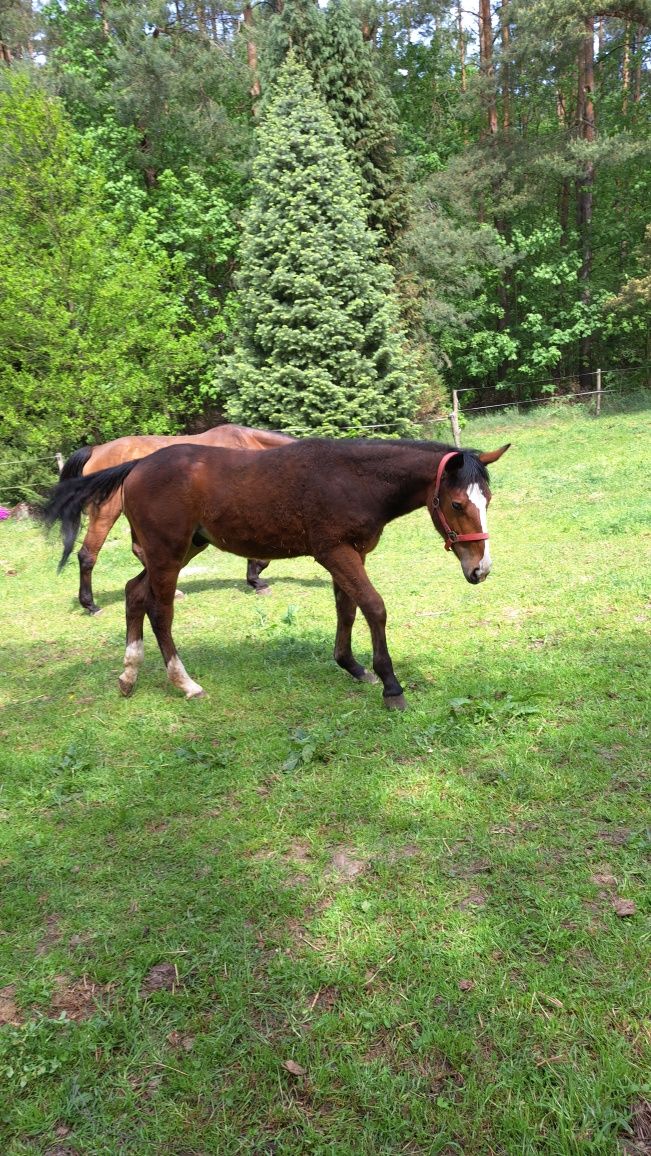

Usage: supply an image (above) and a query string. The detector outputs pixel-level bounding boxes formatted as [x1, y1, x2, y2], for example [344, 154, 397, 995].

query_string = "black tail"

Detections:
[59, 445, 94, 481]
[40, 460, 140, 572]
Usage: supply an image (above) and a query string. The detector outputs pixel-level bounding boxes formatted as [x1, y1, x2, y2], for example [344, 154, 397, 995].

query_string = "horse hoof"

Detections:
[358, 669, 380, 684]
[174, 589, 186, 600]
[384, 693, 407, 711]
[186, 688, 206, 700]
[255, 586, 272, 596]
[118, 676, 135, 697]
[87, 607, 102, 616]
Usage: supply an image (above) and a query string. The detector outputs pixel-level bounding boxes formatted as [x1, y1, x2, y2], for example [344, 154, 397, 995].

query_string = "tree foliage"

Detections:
[223, 56, 416, 434]
[0, 71, 232, 500]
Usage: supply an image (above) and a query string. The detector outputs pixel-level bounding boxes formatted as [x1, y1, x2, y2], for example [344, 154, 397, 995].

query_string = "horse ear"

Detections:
[477, 444, 510, 465]
[443, 452, 465, 474]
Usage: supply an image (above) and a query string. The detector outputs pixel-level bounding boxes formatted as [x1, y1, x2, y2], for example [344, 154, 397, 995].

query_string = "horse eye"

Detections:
[451, 501, 463, 512]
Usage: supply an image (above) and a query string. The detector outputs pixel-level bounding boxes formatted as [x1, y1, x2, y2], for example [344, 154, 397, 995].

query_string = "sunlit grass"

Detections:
[0, 404, 649, 1154]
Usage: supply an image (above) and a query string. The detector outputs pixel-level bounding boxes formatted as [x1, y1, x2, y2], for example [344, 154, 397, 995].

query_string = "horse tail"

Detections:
[41, 460, 140, 573]
[59, 445, 95, 481]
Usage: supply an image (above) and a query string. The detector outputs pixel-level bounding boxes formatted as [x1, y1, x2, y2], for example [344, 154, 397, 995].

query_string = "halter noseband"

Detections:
[431, 452, 490, 552]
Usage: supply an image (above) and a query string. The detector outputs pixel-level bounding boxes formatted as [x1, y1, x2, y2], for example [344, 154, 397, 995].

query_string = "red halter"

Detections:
[431, 452, 490, 552]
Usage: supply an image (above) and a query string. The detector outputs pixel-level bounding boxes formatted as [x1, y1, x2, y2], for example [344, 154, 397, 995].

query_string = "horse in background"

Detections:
[44, 437, 509, 708]
[59, 424, 294, 614]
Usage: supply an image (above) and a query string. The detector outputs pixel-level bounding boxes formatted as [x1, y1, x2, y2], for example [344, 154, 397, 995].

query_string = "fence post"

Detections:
[55, 453, 64, 475]
[595, 367, 602, 416]
[449, 390, 462, 448]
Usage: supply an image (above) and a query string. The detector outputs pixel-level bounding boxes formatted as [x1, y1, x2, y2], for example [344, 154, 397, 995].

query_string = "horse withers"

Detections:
[59, 424, 294, 614]
[43, 437, 509, 709]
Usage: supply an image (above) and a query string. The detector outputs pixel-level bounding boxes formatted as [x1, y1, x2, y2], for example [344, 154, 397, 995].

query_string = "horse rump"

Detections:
[59, 445, 95, 481]
[40, 460, 140, 572]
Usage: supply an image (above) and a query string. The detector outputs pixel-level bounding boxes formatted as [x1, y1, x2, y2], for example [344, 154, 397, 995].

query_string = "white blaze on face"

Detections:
[466, 482, 491, 576]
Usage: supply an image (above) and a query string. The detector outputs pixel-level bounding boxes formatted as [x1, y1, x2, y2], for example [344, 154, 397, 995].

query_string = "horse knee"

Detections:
[78, 545, 95, 573]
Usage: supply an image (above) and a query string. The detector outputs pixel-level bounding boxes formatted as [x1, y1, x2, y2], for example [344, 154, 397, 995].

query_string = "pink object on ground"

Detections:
[0, 507, 10, 520]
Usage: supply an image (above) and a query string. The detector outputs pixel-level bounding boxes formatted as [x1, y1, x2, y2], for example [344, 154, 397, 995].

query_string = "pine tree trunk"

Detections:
[479, 0, 498, 135]
[576, 19, 595, 390]
[242, 4, 261, 100]
[99, 0, 109, 38]
[457, 1, 466, 94]
[622, 21, 630, 113]
[556, 89, 570, 245]
[501, 0, 511, 131]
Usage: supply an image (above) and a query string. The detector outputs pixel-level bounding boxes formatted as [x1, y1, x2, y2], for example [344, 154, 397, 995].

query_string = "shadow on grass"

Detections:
[65, 569, 331, 612]
[0, 624, 649, 1152]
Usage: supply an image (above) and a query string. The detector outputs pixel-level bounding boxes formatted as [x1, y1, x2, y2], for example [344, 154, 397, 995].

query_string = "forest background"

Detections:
[0, 0, 649, 500]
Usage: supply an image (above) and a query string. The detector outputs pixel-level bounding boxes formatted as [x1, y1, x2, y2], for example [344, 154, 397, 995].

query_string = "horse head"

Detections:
[427, 445, 510, 584]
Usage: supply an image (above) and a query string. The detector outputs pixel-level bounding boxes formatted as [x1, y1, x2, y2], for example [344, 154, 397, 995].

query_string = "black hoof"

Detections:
[383, 693, 407, 711]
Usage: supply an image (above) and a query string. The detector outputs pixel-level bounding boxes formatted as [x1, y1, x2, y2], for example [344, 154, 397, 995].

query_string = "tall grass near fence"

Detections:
[0, 406, 649, 1154]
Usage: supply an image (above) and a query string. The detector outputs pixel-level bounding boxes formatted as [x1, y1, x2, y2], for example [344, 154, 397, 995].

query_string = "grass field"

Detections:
[0, 404, 649, 1155]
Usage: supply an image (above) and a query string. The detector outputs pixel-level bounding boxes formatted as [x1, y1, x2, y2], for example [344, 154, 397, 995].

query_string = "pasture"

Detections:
[0, 405, 649, 1155]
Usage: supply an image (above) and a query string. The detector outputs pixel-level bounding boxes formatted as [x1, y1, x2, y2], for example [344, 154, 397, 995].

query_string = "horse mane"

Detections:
[303, 437, 491, 486]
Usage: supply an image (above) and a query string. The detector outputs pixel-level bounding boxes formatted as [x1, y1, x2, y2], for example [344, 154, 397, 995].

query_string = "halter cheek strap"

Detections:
[431, 451, 490, 552]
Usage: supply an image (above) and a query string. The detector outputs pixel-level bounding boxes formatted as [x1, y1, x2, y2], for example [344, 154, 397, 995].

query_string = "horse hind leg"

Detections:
[78, 498, 121, 615]
[118, 569, 148, 697]
[145, 567, 205, 699]
[246, 559, 272, 595]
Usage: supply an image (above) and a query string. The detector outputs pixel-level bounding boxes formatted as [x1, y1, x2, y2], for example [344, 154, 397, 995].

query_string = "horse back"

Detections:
[83, 425, 292, 473]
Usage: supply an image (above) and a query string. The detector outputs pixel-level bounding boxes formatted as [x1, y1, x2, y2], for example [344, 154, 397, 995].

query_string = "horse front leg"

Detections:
[332, 580, 379, 684]
[78, 495, 121, 615]
[246, 559, 271, 595]
[320, 546, 406, 710]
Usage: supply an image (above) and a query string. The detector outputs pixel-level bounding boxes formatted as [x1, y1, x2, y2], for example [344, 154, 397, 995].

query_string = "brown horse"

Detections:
[59, 424, 293, 613]
[43, 437, 509, 709]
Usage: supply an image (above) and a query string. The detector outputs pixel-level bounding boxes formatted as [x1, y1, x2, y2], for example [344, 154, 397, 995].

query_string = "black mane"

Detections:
[310, 437, 491, 487]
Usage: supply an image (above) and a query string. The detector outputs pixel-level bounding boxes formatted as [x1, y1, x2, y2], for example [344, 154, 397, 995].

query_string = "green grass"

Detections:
[0, 404, 649, 1154]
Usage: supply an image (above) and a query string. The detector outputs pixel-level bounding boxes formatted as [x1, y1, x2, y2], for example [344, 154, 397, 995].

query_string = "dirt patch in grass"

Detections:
[140, 962, 181, 996]
[386, 843, 421, 863]
[458, 890, 487, 910]
[328, 847, 366, 881]
[36, 913, 63, 956]
[48, 974, 108, 1021]
[283, 839, 312, 862]
[167, 1029, 195, 1052]
[596, 827, 632, 847]
[284, 872, 311, 888]
[0, 984, 22, 1025]
[306, 986, 339, 1015]
[619, 1098, 651, 1155]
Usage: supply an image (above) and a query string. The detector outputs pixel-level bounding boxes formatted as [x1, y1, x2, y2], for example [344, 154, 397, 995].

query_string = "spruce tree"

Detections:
[224, 55, 416, 435]
[262, 0, 406, 245]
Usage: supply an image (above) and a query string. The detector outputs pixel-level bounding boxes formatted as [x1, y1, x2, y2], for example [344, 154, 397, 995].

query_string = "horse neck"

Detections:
[356, 443, 451, 519]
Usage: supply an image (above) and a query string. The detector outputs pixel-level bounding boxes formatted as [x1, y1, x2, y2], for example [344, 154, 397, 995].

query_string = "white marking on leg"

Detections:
[166, 655, 204, 699]
[121, 640, 144, 690]
[467, 483, 492, 575]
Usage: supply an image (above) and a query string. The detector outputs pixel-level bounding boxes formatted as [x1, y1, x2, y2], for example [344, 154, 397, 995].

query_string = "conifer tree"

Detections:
[224, 55, 416, 435]
[262, 0, 406, 244]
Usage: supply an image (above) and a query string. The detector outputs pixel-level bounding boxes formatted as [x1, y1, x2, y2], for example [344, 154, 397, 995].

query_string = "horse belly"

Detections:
[197, 510, 308, 561]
